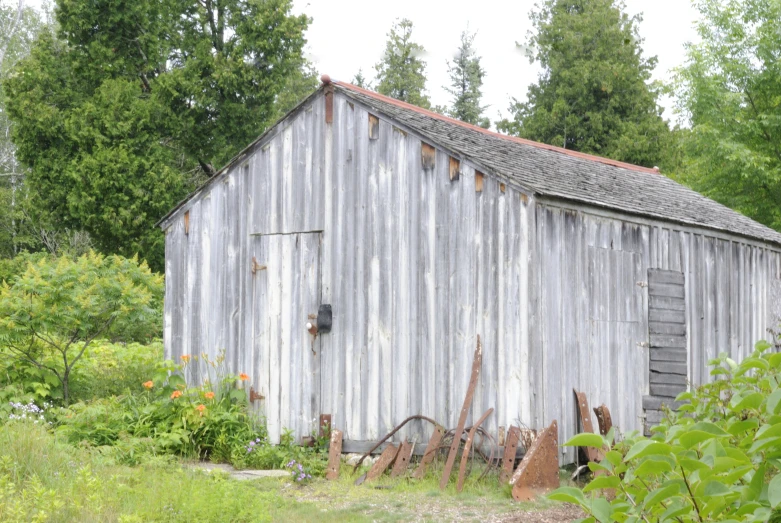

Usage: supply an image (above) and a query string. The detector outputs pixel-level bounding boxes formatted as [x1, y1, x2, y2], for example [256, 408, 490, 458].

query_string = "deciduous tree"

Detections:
[498, 0, 668, 168]
[671, 0, 781, 232]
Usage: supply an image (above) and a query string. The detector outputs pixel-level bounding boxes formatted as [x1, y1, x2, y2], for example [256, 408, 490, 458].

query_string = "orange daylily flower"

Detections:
[239, 373, 249, 381]
[196, 404, 206, 416]
[181, 355, 191, 363]
[170, 390, 182, 399]
[142, 381, 154, 389]
[204, 391, 215, 400]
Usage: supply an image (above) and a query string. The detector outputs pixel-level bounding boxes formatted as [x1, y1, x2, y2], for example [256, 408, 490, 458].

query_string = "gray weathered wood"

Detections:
[649, 295, 685, 311]
[650, 334, 687, 348]
[650, 372, 687, 385]
[650, 309, 686, 324]
[649, 321, 686, 336]
[650, 383, 686, 398]
[650, 361, 687, 375]
[647, 269, 685, 285]
[648, 282, 685, 298]
[650, 348, 687, 362]
[642, 396, 685, 411]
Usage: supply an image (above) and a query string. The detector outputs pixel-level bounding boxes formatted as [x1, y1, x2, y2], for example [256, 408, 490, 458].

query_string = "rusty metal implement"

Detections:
[440, 335, 483, 490]
[511, 420, 559, 501]
[573, 389, 602, 462]
[325, 429, 342, 480]
[412, 424, 445, 479]
[390, 440, 415, 478]
[365, 444, 399, 482]
[456, 408, 493, 492]
[500, 425, 521, 484]
[593, 404, 613, 437]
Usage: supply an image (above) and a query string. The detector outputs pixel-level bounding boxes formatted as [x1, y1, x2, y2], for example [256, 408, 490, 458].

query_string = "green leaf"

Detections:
[768, 389, 781, 415]
[633, 456, 674, 477]
[604, 450, 623, 467]
[730, 392, 763, 411]
[583, 475, 620, 493]
[563, 433, 605, 449]
[769, 473, 781, 507]
[727, 418, 759, 436]
[624, 440, 672, 462]
[678, 422, 730, 448]
[548, 487, 586, 506]
[589, 497, 611, 523]
[643, 483, 680, 509]
[744, 464, 766, 502]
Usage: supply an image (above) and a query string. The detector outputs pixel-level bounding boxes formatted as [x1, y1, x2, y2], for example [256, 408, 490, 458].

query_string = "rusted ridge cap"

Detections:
[332, 80, 658, 175]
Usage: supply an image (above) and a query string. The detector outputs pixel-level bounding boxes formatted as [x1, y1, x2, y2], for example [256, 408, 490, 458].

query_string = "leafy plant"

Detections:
[0, 252, 162, 404]
[549, 339, 781, 522]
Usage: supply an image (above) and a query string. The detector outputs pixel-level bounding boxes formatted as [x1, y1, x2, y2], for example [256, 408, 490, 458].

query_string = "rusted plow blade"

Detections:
[365, 444, 399, 482]
[325, 429, 342, 480]
[510, 420, 559, 501]
[593, 404, 613, 438]
[456, 408, 493, 492]
[440, 335, 483, 490]
[500, 426, 521, 484]
[412, 425, 444, 479]
[390, 440, 415, 478]
[573, 389, 603, 462]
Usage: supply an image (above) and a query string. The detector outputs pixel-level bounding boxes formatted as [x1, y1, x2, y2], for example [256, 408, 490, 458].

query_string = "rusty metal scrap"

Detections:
[390, 440, 415, 478]
[511, 420, 560, 501]
[325, 429, 342, 480]
[500, 426, 521, 484]
[573, 389, 602, 462]
[457, 408, 493, 492]
[412, 424, 444, 479]
[351, 415, 439, 473]
[366, 443, 399, 482]
[593, 404, 613, 438]
[440, 335, 483, 490]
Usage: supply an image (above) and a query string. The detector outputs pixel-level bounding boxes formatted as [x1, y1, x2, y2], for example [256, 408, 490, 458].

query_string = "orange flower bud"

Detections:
[142, 381, 153, 389]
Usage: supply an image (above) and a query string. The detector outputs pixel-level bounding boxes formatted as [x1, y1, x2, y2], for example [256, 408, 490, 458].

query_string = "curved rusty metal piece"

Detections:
[351, 415, 440, 473]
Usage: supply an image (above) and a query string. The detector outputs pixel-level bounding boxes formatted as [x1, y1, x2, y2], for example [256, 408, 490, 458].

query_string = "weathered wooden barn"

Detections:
[159, 78, 781, 462]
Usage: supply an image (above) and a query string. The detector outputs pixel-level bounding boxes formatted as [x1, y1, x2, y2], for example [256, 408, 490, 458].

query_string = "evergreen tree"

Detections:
[374, 19, 431, 109]
[352, 68, 370, 89]
[445, 30, 489, 128]
[5, 0, 311, 270]
[498, 0, 668, 168]
[671, 0, 781, 232]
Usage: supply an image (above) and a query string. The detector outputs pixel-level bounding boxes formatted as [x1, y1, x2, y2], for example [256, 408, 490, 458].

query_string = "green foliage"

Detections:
[549, 339, 781, 521]
[498, 0, 669, 168]
[374, 19, 431, 109]
[0, 252, 162, 404]
[4, 0, 312, 269]
[0, 421, 324, 522]
[670, 0, 781, 232]
[445, 30, 490, 128]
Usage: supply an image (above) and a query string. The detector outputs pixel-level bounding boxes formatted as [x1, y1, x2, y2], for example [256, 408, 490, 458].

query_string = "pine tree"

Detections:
[498, 0, 668, 168]
[445, 30, 489, 128]
[374, 19, 431, 109]
[352, 68, 370, 89]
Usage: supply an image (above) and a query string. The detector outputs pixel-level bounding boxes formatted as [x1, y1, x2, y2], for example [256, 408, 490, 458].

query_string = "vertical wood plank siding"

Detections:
[163, 90, 781, 458]
[534, 205, 781, 462]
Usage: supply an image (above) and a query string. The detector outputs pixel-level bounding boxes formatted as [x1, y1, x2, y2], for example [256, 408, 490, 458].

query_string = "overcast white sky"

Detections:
[293, 0, 700, 124]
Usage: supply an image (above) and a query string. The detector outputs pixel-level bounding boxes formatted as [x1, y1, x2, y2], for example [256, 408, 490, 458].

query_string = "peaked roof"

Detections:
[334, 81, 781, 247]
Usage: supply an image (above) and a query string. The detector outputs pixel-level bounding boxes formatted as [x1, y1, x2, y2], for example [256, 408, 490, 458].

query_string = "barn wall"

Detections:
[533, 202, 781, 463]
[319, 94, 534, 443]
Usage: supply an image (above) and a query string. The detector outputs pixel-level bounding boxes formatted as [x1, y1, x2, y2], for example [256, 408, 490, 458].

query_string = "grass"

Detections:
[0, 422, 576, 522]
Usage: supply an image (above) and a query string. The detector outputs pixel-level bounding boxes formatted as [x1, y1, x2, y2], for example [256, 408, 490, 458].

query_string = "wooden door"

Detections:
[251, 232, 322, 444]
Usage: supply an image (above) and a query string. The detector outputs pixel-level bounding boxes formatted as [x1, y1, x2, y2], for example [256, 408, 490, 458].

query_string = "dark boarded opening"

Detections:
[643, 268, 687, 435]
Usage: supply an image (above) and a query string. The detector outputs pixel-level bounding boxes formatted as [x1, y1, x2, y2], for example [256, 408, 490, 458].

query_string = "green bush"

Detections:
[549, 339, 781, 522]
[0, 251, 163, 404]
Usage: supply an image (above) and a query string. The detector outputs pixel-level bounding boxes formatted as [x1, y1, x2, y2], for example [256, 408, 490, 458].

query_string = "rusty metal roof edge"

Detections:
[155, 86, 326, 230]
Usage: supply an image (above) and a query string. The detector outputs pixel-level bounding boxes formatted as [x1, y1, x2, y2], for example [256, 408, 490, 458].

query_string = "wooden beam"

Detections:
[449, 156, 460, 180]
[421, 143, 436, 170]
[475, 171, 484, 192]
[368, 114, 379, 140]
[324, 86, 334, 123]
